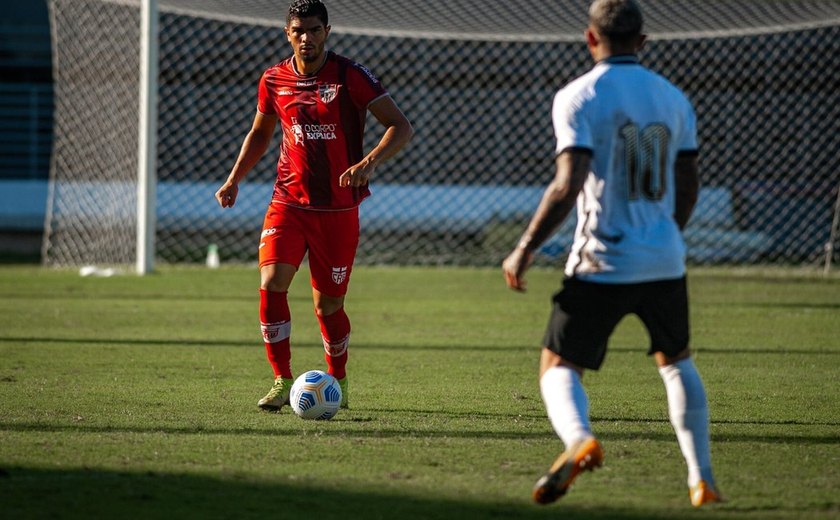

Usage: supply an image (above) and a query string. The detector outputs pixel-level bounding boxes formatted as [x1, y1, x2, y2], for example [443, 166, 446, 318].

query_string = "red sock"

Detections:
[260, 289, 292, 379]
[318, 307, 350, 380]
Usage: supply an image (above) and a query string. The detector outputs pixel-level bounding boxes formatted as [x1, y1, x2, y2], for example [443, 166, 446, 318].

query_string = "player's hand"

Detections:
[339, 159, 375, 187]
[502, 247, 533, 292]
[215, 182, 238, 208]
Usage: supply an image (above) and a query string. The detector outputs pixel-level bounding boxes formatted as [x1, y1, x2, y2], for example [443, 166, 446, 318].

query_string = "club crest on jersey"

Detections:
[318, 84, 338, 104]
[331, 266, 348, 285]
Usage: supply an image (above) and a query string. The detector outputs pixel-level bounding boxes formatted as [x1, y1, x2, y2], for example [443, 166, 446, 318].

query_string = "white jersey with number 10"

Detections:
[552, 55, 698, 283]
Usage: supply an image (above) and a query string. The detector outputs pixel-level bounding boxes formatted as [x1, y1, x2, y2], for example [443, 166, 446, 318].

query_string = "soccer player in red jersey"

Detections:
[215, 0, 413, 412]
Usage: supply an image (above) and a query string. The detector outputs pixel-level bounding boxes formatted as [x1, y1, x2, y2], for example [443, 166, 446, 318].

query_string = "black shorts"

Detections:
[542, 276, 690, 370]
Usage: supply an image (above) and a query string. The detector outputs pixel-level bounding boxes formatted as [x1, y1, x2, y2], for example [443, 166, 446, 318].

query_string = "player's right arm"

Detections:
[215, 110, 277, 208]
[502, 149, 591, 292]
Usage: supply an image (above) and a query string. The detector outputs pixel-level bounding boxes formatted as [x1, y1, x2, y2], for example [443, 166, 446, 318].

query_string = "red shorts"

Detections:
[259, 203, 360, 296]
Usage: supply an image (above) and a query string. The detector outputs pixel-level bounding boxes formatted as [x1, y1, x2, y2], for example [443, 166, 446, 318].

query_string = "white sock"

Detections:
[540, 365, 593, 448]
[658, 357, 714, 487]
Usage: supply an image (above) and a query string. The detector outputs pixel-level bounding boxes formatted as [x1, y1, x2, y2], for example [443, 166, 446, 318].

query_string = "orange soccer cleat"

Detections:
[532, 437, 604, 504]
[690, 479, 724, 507]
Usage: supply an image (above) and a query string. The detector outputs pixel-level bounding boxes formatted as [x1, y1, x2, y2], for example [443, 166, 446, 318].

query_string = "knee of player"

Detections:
[314, 297, 345, 317]
[260, 263, 296, 291]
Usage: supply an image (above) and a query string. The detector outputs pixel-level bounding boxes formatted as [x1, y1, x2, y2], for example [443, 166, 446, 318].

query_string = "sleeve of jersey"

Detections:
[256, 71, 276, 115]
[677, 99, 699, 156]
[552, 88, 593, 156]
[347, 63, 389, 108]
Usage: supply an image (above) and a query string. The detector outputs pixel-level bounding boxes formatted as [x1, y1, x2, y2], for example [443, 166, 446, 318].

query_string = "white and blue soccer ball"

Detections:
[289, 370, 342, 420]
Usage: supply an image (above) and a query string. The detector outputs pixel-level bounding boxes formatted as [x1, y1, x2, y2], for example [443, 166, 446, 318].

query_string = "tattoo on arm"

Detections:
[518, 151, 591, 252]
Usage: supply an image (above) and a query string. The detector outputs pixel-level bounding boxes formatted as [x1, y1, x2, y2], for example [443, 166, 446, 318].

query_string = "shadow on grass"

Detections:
[0, 336, 319, 349]
[2, 418, 837, 445]
[0, 291, 312, 304]
[0, 466, 676, 520]
[736, 301, 840, 310]
[2, 336, 838, 356]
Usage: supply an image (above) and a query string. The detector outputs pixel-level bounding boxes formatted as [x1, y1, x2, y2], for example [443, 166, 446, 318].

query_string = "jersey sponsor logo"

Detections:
[304, 123, 337, 141]
[261, 227, 277, 238]
[318, 84, 338, 103]
[355, 64, 380, 85]
[297, 79, 316, 87]
[277, 89, 294, 96]
[288, 117, 336, 143]
[259, 227, 276, 250]
[331, 266, 348, 285]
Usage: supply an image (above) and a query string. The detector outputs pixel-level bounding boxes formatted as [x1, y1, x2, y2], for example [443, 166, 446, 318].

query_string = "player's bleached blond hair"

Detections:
[589, 0, 644, 46]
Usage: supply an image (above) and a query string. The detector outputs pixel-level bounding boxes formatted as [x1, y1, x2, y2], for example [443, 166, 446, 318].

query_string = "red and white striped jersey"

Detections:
[257, 51, 388, 210]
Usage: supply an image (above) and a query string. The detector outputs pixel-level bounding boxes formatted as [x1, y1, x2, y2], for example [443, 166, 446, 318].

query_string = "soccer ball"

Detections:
[289, 370, 342, 420]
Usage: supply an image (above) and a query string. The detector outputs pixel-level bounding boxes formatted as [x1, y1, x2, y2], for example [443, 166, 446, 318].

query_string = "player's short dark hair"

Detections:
[287, 0, 329, 27]
[589, 0, 643, 46]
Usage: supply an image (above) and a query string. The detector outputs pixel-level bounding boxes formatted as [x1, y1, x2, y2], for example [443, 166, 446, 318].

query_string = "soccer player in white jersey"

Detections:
[502, 0, 723, 507]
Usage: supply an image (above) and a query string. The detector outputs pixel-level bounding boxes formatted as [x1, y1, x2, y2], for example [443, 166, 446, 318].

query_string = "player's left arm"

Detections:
[338, 96, 414, 187]
[673, 96, 700, 230]
[502, 149, 591, 292]
[674, 152, 699, 230]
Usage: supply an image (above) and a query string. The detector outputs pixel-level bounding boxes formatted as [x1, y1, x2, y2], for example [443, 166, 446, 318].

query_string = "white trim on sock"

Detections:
[261, 320, 291, 343]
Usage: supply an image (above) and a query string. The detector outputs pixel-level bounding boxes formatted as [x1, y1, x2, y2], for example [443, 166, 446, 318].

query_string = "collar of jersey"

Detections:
[599, 54, 640, 65]
[292, 50, 332, 77]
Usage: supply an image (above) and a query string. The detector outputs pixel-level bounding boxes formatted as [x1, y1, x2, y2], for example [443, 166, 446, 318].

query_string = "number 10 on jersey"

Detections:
[621, 122, 670, 202]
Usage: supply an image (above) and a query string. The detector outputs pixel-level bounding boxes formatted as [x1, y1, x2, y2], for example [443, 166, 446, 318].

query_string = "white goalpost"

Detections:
[826, 183, 840, 275]
[136, 0, 158, 275]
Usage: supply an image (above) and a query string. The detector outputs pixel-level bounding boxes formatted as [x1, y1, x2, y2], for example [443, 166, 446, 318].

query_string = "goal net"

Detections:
[43, 0, 840, 269]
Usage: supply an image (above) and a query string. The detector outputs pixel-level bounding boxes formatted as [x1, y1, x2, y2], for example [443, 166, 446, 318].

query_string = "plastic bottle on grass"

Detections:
[206, 244, 220, 268]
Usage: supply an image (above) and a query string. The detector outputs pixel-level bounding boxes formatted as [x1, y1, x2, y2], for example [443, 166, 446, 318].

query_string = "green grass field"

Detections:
[1, 265, 838, 519]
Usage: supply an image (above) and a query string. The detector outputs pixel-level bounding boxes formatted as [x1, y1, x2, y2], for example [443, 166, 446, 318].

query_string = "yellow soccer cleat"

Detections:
[532, 437, 604, 505]
[337, 376, 349, 409]
[257, 376, 294, 411]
